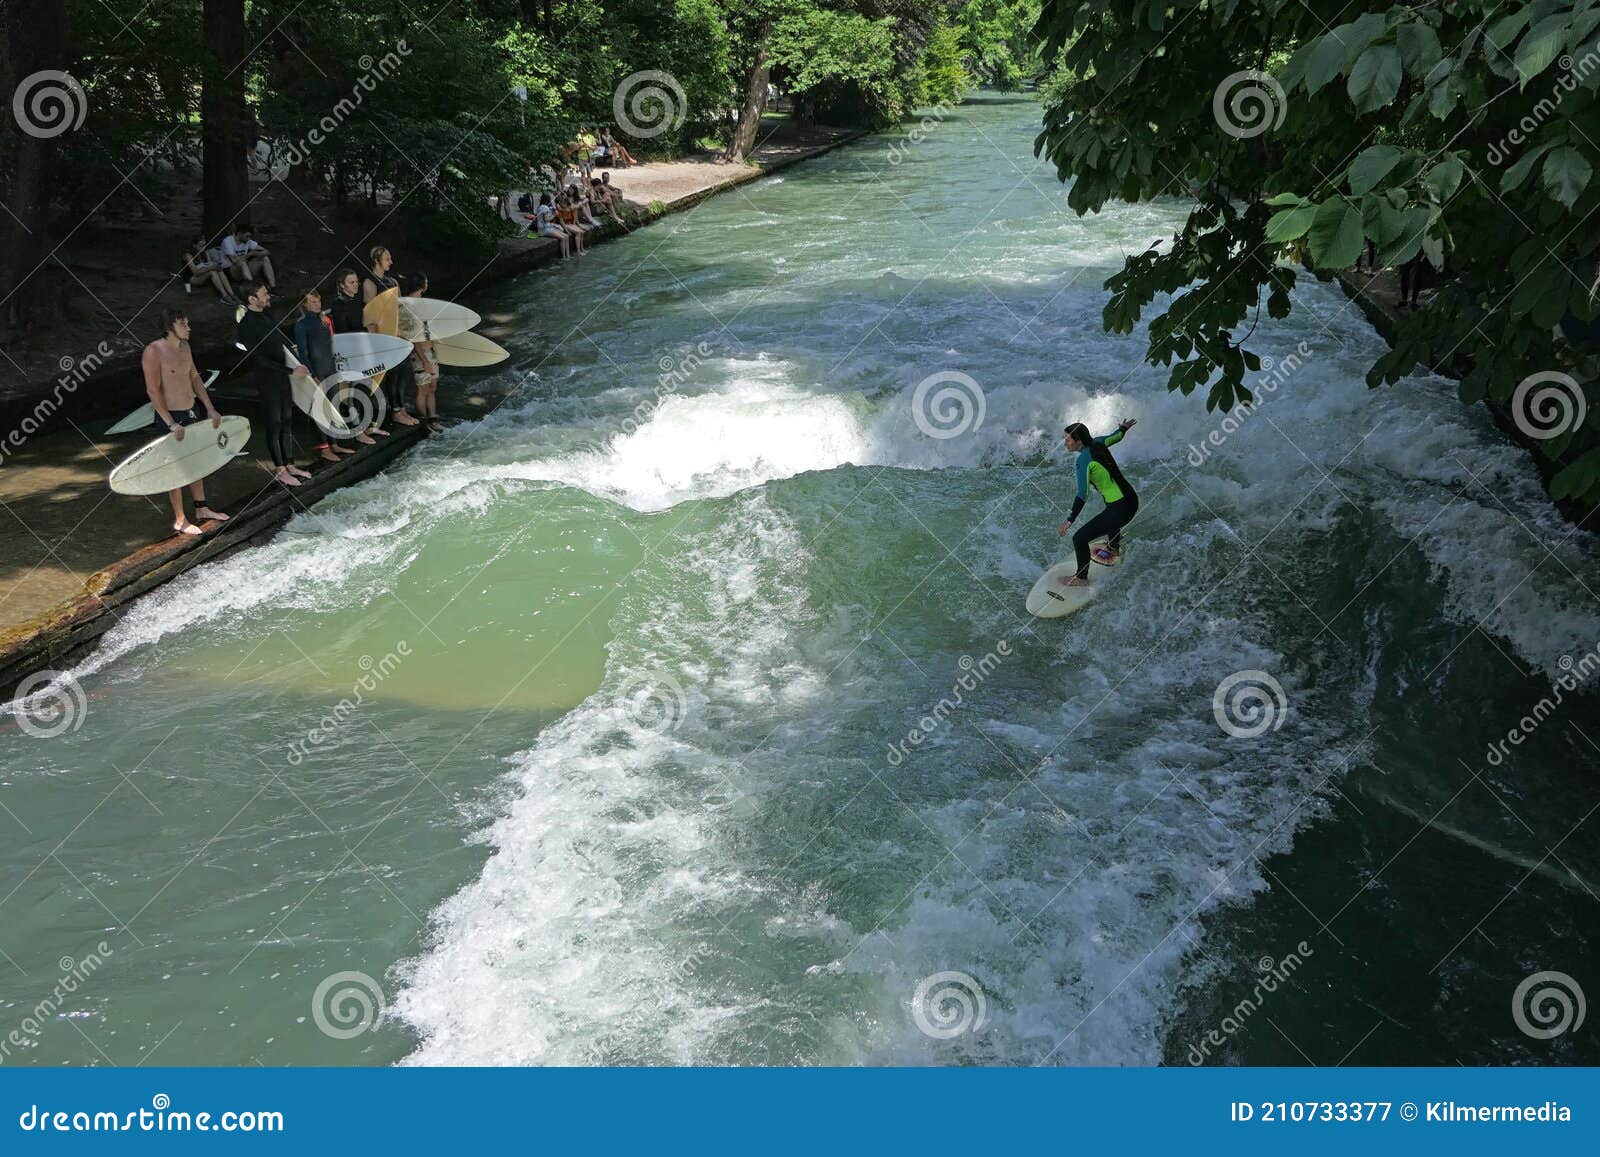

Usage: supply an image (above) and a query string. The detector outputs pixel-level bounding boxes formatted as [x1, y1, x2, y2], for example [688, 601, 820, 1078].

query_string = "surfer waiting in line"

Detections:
[142, 309, 230, 537]
[1056, 418, 1138, 587]
[237, 282, 314, 488]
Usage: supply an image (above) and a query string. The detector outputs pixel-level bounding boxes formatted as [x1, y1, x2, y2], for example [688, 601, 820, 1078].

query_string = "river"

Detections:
[1, 94, 1597, 1067]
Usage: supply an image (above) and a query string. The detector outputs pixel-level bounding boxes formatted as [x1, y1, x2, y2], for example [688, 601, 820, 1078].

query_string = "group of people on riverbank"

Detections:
[142, 243, 440, 535]
[181, 224, 281, 305]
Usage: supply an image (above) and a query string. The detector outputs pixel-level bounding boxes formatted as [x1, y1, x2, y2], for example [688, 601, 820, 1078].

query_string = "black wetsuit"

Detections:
[236, 306, 298, 467]
[329, 292, 364, 335]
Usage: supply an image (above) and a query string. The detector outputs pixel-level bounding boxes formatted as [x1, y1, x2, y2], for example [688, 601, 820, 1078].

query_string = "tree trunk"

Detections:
[723, 21, 772, 164]
[0, 0, 67, 337]
[201, 0, 248, 240]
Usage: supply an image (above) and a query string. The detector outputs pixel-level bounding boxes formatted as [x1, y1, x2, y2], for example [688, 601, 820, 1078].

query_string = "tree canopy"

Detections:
[1035, 0, 1600, 508]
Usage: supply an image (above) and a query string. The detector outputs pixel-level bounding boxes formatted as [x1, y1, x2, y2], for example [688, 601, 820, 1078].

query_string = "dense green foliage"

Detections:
[27, 1, 1042, 261]
[1035, 0, 1600, 506]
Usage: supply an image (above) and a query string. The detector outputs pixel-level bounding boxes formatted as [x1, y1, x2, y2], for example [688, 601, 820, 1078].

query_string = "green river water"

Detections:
[2, 95, 1597, 1067]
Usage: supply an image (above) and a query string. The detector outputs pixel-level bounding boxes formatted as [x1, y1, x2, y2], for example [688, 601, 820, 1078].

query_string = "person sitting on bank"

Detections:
[182, 235, 238, 304]
[555, 188, 588, 253]
[142, 308, 229, 536]
[222, 225, 277, 290]
[535, 192, 572, 258]
[599, 127, 636, 167]
[236, 281, 313, 487]
[294, 288, 356, 463]
[588, 177, 624, 226]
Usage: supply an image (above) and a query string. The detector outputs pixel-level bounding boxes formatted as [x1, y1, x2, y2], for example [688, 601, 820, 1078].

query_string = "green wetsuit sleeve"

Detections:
[1097, 429, 1123, 448]
[1068, 449, 1090, 521]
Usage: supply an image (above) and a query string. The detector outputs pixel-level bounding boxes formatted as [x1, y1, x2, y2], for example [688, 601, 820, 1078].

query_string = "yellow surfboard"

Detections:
[363, 287, 401, 389]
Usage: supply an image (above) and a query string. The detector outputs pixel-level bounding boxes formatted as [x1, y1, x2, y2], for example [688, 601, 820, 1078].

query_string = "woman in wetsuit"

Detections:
[1056, 418, 1138, 587]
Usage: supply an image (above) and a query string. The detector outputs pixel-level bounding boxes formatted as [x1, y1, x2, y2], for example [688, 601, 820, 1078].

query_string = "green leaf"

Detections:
[1264, 191, 1307, 206]
[1303, 34, 1350, 94]
[1308, 198, 1365, 268]
[1424, 156, 1465, 202]
[1377, 207, 1431, 267]
[1348, 144, 1409, 194]
[1348, 45, 1403, 113]
[1516, 15, 1572, 87]
[1543, 146, 1594, 207]
[1266, 204, 1318, 242]
[1363, 194, 1404, 245]
[1485, 10, 1533, 58]
[1398, 21, 1443, 75]
[1551, 448, 1600, 502]
[1502, 142, 1555, 193]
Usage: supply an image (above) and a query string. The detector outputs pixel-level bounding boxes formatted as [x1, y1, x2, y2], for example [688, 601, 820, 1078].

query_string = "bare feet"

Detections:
[288, 465, 313, 479]
[320, 448, 341, 463]
[274, 467, 302, 487]
[395, 411, 420, 426]
[333, 443, 357, 455]
[1058, 574, 1090, 587]
[370, 426, 391, 437]
[194, 506, 229, 522]
[174, 520, 202, 537]
[356, 433, 376, 445]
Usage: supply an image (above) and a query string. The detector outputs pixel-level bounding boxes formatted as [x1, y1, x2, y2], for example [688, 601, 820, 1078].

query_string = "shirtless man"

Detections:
[142, 308, 230, 537]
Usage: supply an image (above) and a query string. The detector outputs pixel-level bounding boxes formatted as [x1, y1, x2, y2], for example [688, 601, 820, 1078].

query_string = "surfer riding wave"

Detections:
[1056, 418, 1137, 586]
